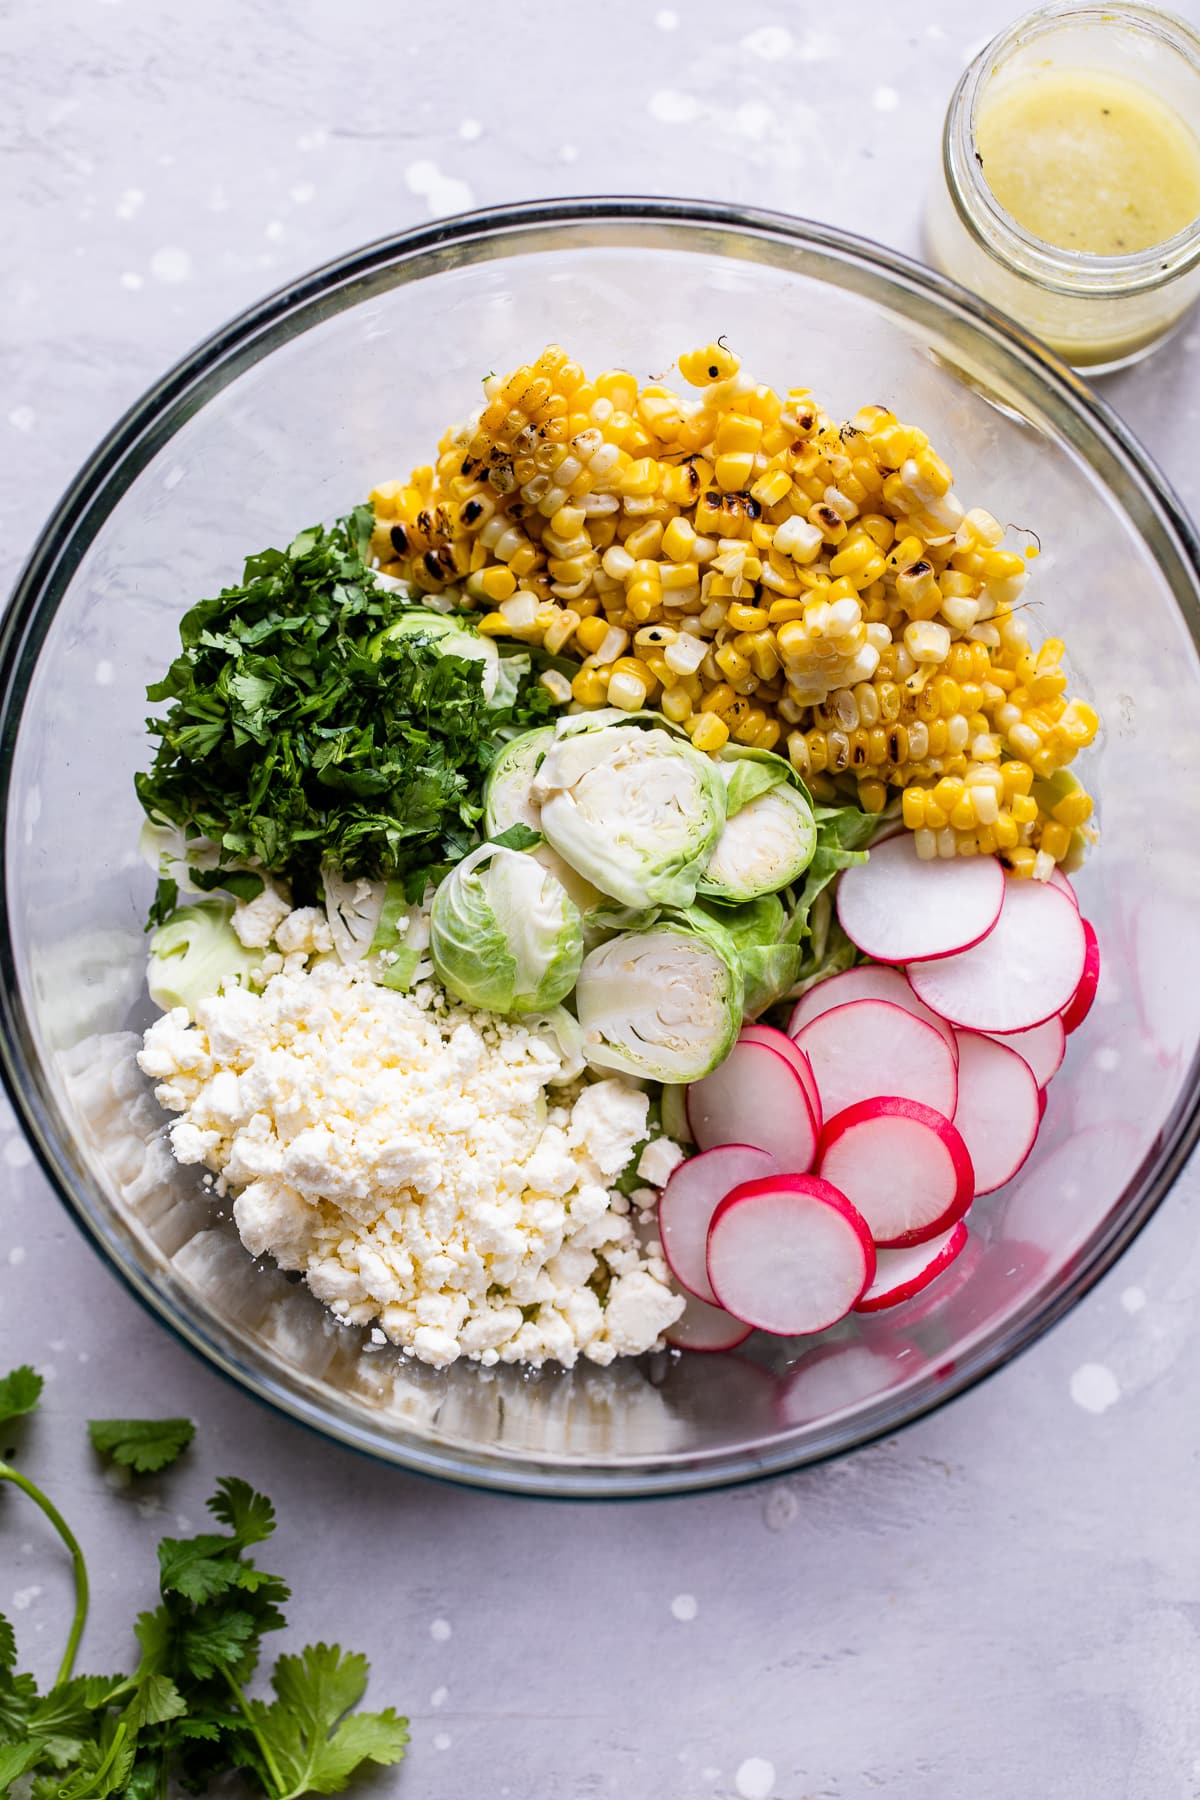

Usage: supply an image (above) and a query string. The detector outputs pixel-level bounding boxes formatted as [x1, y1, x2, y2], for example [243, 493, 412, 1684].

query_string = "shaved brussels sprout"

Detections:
[699, 745, 816, 903]
[532, 724, 725, 909]
[699, 893, 801, 1018]
[574, 911, 744, 1081]
[147, 898, 262, 1017]
[430, 845, 584, 1014]
[483, 726, 555, 838]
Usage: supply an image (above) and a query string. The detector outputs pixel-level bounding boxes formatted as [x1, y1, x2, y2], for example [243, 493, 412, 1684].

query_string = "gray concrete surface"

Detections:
[3, 3, 1200, 1796]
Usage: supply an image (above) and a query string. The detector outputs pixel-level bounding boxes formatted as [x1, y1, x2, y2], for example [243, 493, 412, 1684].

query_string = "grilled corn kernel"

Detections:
[690, 712, 730, 752]
[1038, 820, 1072, 862]
[660, 686, 694, 723]
[1011, 793, 1038, 825]
[1005, 845, 1038, 878]
[1052, 789, 1094, 828]
[570, 666, 609, 705]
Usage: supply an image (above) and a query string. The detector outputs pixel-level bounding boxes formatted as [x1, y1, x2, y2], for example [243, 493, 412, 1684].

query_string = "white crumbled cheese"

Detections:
[232, 882, 292, 949]
[273, 907, 333, 955]
[138, 958, 683, 1368]
[637, 1136, 687, 1189]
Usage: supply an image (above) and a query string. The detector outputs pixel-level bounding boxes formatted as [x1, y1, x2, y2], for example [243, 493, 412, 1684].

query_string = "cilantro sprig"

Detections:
[0, 1367, 407, 1796]
[134, 505, 552, 909]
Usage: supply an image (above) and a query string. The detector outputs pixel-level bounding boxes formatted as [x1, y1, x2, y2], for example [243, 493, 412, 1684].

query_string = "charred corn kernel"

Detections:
[690, 711, 730, 752]
[679, 342, 740, 385]
[731, 706, 769, 744]
[608, 669, 648, 711]
[1038, 820, 1072, 862]
[1011, 793, 1038, 825]
[477, 565, 517, 602]
[571, 666, 609, 705]
[662, 516, 697, 561]
[902, 787, 927, 829]
[993, 814, 1020, 851]
[904, 619, 951, 664]
[539, 669, 573, 704]
[575, 614, 611, 654]
[700, 682, 737, 717]
[1005, 844, 1037, 878]
[477, 611, 510, 637]
[660, 685, 694, 723]
[1052, 789, 1094, 828]
[752, 466, 793, 506]
[727, 602, 769, 631]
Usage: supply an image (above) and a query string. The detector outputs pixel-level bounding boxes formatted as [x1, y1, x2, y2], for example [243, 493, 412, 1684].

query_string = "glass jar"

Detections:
[926, 3, 1200, 372]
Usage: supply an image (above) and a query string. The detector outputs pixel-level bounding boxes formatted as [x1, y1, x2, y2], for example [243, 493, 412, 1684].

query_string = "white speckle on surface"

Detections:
[12, 1586, 41, 1611]
[741, 24, 792, 57]
[207, 186, 229, 213]
[162, 465, 186, 490]
[1095, 1047, 1120, 1073]
[735, 102, 774, 140]
[49, 1339, 66, 1353]
[735, 1757, 776, 1799]
[265, 219, 285, 242]
[701, 1769, 721, 1784]
[795, 30, 837, 63]
[458, 118, 482, 140]
[403, 161, 474, 218]
[94, 659, 115, 686]
[671, 1592, 698, 1622]
[136, 1494, 163, 1519]
[430, 1617, 452, 1642]
[1071, 1363, 1121, 1414]
[560, 143, 579, 162]
[149, 246, 192, 283]
[649, 89, 701, 124]
[873, 85, 900, 111]
[115, 186, 144, 220]
[8, 406, 35, 433]
[104, 1462, 132, 1491]
[119, 271, 143, 290]
[8, 1247, 26, 1267]
[433, 1733, 452, 1751]
[925, 21, 946, 37]
[655, 7, 679, 26]
[175, 1515, 191, 1531]
[296, 128, 329, 152]
[764, 1484, 799, 1531]
[289, 181, 316, 204]
[4, 1138, 32, 1169]
[1121, 1285, 1147, 1314]
[431, 1685, 448, 1707]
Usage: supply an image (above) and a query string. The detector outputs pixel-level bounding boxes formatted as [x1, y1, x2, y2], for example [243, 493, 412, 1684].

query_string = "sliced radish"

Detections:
[706, 1174, 875, 1335]
[817, 1097, 974, 1247]
[738, 1023, 823, 1132]
[788, 962, 959, 1064]
[659, 1143, 778, 1304]
[1037, 1086, 1048, 1122]
[1048, 867, 1080, 911]
[854, 1221, 969, 1312]
[793, 999, 958, 1122]
[687, 1040, 819, 1170]
[664, 1291, 753, 1352]
[907, 878, 1087, 1034]
[950, 1032, 1041, 1195]
[988, 1013, 1066, 1087]
[1060, 918, 1100, 1033]
[836, 834, 1004, 964]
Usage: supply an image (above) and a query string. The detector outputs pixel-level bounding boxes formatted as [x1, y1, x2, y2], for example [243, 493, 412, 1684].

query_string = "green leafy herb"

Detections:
[87, 1418, 196, 1476]
[135, 506, 552, 911]
[487, 821, 542, 853]
[0, 1369, 407, 1796]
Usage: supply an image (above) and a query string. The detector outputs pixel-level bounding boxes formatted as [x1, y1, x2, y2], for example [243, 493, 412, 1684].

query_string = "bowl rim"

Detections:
[3, 193, 1200, 1499]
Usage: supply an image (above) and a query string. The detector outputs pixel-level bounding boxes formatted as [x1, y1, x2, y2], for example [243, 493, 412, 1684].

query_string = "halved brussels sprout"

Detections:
[430, 845, 584, 1015]
[574, 912, 744, 1081]
[371, 608, 500, 701]
[147, 898, 262, 1017]
[483, 726, 555, 838]
[532, 724, 725, 909]
[698, 745, 817, 903]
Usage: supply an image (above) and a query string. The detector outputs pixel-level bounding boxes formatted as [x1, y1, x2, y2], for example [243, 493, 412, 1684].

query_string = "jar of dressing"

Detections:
[926, 3, 1200, 371]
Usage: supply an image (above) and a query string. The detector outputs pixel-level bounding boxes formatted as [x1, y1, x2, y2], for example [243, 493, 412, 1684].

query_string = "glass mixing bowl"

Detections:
[3, 199, 1200, 1498]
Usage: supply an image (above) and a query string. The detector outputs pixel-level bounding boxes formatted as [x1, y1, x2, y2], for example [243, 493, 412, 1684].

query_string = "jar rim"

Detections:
[943, 1, 1200, 297]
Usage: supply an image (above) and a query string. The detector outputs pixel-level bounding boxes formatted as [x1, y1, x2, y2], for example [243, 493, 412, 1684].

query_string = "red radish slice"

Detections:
[950, 1032, 1041, 1194]
[1037, 1086, 1048, 1122]
[907, 878, 1087, 1034]
[854, 1220, 969, 1312]
[1061, 918, 1100, 1033]
[706, 1174, 875, 1335]
[687, 1040, 819, 1171]
[1048, 867, 1080, 911]
[988, 1013, 1066, 1087]
[788, 963, 959, 1064]
[793, 999, 958, 1123]
[664, 1291, 753, 1352]
[817, 1097, 974, 1247]
[659, 1143, 778, 1304]
[738, 1023, 823, 1132]
[836, 833, 1004, 963]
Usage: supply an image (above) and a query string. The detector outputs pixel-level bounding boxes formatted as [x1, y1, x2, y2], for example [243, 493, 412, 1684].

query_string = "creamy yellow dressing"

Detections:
[977, 66, 1200, 255]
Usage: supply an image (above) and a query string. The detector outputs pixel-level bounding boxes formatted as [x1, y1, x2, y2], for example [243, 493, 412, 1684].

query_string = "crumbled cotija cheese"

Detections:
[138, 951, 683, 1368]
